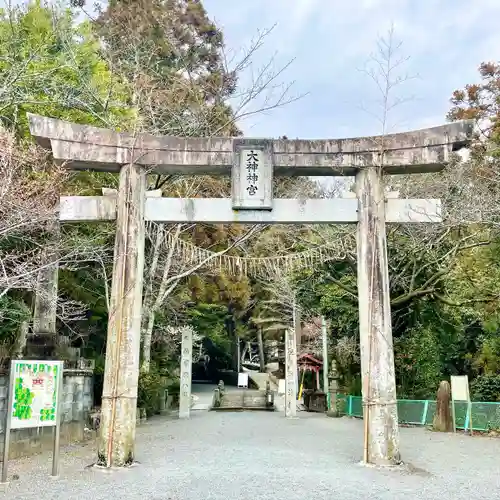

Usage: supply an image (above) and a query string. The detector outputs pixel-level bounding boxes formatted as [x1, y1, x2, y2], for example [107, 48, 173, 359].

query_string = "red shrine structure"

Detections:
[297, 353, 323, 390]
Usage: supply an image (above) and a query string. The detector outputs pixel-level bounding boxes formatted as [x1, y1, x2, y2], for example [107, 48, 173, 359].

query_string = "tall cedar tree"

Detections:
[95, 0, 239, 136]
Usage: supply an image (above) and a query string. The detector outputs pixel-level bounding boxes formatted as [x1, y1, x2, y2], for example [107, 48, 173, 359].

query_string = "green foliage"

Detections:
[166, 378, 180, 395]
[92, 354, 106, 376]
[473, 336, 500, 376]
[0, 296, 30, 360]
[137, 368, 165, 417]
[301, 228, 500, 400]
[0, 295, 30, 343]
[395, 322, 443, 399]
[186, 303, 231, 352]
[471, 375, 500, 402]
[0, 2, 132, 137]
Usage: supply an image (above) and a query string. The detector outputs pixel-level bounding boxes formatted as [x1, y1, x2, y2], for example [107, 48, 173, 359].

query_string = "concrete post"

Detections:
[257, 328, 265, 372]
[321, 316, 328, 393]
[284, 328, 297, 418]
[236, 334, 241, 373]
[179, 327, 193, 419]
[355, 166, 400, 466]
[292, 298, 301, 391]
[98, 163, 146, 468]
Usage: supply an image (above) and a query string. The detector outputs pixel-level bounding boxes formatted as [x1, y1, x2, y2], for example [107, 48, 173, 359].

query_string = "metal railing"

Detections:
[336, 395, 500, 431]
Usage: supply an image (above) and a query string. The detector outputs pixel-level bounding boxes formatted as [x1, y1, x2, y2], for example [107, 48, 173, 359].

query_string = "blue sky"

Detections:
[203, 0, 500, 139]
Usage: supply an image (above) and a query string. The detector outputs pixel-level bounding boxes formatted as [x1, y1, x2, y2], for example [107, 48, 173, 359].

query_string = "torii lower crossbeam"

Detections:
[59, 197, 441, 224]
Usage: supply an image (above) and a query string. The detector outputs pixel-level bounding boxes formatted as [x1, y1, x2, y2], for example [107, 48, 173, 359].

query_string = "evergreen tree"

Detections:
[0, 1, 131, 137]
[95, 0, 239, 136]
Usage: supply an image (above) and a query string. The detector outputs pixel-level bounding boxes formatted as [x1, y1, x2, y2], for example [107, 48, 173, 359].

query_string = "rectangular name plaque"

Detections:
[232, 139, 273, 210]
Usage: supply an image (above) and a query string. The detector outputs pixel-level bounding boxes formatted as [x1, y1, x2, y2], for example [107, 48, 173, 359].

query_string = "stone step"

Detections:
[243, 392, 267, 408]
[219, 392, 244, 407]
[219, 395, 266, 407]
[215, 390, 274, 412]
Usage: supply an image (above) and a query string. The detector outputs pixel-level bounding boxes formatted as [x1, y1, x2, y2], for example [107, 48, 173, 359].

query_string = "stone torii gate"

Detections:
[27, 113, 472, 468]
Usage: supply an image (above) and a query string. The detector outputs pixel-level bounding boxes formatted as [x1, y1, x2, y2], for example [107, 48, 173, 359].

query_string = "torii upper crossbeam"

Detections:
[28, 113, 472, 175]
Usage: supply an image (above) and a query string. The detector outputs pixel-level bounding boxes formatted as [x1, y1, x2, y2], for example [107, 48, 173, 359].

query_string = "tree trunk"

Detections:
[257, 328, 265, 372]
[293, 299, 301, 349]
[98, 163, 146, 468]
[141, 309, 155, 373]
[236, 335, 241, 373]
[139, 222, 167, 372]
[16, 321, 28, 358]
[433, 380, 453, 432]
[140, 225, 181, 374]
[240, 342, 249, 365]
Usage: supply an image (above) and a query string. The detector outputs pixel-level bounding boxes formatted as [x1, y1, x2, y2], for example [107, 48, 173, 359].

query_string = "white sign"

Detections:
[451, 375, 470, 402]
[8, 360, 63, 429]
[278, 379, 286, 395]
[237, 373, 249, 388]
[450, 375, 473, 435]
[232, 143, 273, 210]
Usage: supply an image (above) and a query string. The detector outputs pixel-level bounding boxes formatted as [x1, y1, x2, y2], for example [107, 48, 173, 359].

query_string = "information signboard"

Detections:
[237, 373, 249, 388]
[451, 375, 469, 402]
[1, 360, 64, 484]
[450, 375, 473, 435]
[9, 360, 63, 429]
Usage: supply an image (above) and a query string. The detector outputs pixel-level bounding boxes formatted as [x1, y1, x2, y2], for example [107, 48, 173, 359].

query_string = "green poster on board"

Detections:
[9, 360, 63, 430]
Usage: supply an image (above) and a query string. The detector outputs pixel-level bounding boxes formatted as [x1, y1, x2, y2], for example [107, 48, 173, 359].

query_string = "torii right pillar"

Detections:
[356, 165, 400, 466]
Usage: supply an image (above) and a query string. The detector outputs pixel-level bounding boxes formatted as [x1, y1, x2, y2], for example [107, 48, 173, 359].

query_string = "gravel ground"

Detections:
[1, 411, 500, 500]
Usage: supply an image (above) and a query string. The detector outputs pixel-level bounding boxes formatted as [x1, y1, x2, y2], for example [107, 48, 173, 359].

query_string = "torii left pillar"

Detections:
[98, 163, 146, 468]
